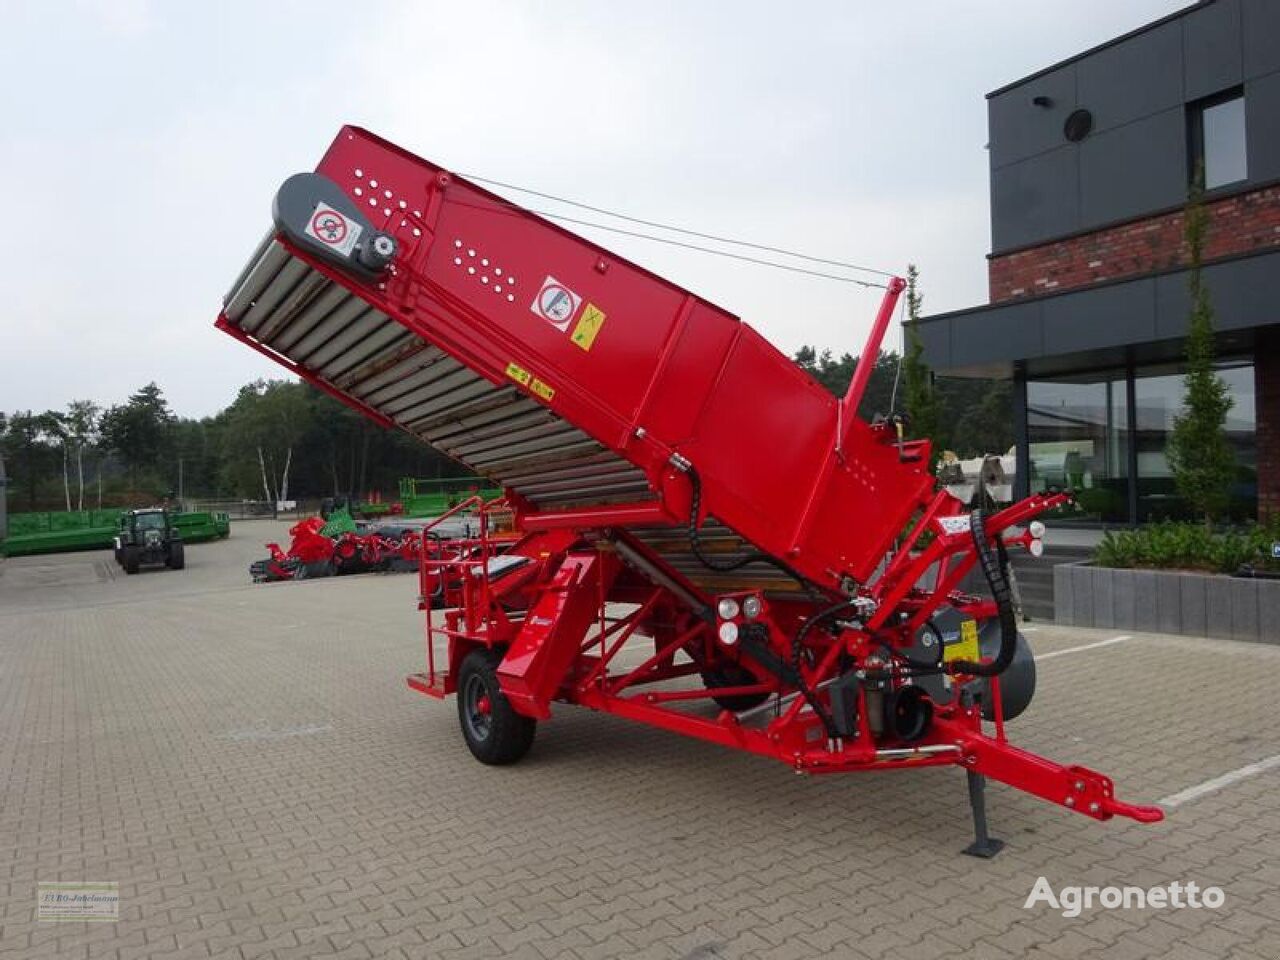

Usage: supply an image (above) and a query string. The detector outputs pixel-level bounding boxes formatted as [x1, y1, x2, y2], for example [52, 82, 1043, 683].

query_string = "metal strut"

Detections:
[962, 770, 1005, 859]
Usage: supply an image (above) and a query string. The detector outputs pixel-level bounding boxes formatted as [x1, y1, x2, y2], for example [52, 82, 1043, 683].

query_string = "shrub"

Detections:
[1093, 521, 1280, 575]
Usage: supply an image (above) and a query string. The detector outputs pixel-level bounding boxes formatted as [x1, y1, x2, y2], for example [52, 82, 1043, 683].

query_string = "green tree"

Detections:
[793, 346, 901, 421]
[34, 411, 72, 511]
[64, 400, 100, 510]
[220, 380, 312, 503]
[1166, 174, 1235, 528]
[901, 264, 941, 462]
[2, 411, 60, 510]
[100, 383, 175, 493]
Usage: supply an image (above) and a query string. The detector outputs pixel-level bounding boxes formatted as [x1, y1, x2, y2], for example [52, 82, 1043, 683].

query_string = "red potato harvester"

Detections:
[215, 126, 1162, 855]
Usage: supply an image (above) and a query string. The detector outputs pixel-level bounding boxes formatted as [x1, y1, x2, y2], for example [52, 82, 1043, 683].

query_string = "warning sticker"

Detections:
[505, 362, 532, 386]
[570, 303, 606, 351]
[305, 202, 362, 257]
[531, 276, 582, 332]
[943, 619, 980, 665]
[505, 362, 555, 403]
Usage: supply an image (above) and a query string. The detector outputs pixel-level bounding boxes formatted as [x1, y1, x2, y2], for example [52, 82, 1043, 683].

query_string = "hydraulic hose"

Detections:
[680, 462, 842, 734]
[683, 465, 819, 591]
[947, 509, 1018, 678]
[786, 599, 856, 738]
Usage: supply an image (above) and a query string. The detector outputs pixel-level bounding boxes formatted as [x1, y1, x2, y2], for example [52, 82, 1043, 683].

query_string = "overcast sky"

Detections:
[0, 0, 1182, 419]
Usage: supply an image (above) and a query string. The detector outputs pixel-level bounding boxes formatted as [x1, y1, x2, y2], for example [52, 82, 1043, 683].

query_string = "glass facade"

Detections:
[1132, 361, 1256, 522]
[1027, 371, 1129, 522]
[1024, 359, 1256, 524]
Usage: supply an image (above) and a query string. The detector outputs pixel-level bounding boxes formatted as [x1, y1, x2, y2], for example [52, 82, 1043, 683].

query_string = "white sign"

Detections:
[305, 202, 362, 257]
[37, 882, 119, 922]
[937, 514, 973, 536]
[531, 275, 582, 331]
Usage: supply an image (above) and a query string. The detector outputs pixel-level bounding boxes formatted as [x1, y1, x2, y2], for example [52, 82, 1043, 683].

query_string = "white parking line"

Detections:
[1037, 634, 1132, 661]
[1160, 754, 1280, 809]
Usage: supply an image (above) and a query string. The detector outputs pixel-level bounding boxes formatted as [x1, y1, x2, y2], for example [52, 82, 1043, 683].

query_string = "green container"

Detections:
[1, 510, 119, 556]
[397, 476, 502, 518]
[172, 511, 232, 543]
[1, 508, 230, 556]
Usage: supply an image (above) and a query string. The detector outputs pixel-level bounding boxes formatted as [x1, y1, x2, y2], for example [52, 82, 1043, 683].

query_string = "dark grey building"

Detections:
[916, 0, 1280, 524]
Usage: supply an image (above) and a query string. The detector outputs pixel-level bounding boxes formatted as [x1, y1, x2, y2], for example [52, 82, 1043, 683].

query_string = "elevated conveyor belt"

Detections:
[217, 126, 933, 592]
[224, 236, 652, 512]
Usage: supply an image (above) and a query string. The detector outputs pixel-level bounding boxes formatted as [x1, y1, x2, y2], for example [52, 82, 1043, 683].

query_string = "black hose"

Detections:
[684, 465, 819, 591]
[786, 599, 859, 737]
[947, 509, 1017, 678]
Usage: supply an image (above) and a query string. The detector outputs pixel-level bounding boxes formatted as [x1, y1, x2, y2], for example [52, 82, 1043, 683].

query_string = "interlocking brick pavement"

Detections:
[2, 524, 1279, 958]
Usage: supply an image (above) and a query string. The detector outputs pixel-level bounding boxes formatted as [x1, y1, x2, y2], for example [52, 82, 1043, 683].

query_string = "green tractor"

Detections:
[113, 509, 185, 574]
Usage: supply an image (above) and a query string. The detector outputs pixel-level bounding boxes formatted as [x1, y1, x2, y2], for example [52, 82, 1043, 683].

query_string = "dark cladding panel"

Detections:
[991, 146, 1079, 252]
[1042, 280, 1156, 355]
[1078, 108, 1187, 227]
[1076, 21, 1183, 134]
[1183, 0, 1243, 101]
[949, 299, 1044, 368]
[912, 315, 951, 372]
[1245, 70, 1280, 183]
[988, 66, 1078, 169]
[1242, 0, 1280, 78]
[1155, 252, 1280, 338]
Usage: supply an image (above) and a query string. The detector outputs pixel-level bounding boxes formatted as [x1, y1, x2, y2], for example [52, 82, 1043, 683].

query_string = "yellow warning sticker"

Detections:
[943, 619, 980, 664]
[505, 362, 531, 386]
[530, 378, 556, 402]
[571, 303, 607, 351]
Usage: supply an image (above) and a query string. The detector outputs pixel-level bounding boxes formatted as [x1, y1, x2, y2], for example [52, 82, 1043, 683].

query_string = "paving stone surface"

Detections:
[2, 522, 1278, 958]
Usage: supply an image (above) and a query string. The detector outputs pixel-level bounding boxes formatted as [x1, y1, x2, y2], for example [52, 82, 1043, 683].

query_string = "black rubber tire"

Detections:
[456, 648, 536, 765]
[122, 546, 140, 575]
[167, 542, 185, 570]
[702, 663, 770, 712]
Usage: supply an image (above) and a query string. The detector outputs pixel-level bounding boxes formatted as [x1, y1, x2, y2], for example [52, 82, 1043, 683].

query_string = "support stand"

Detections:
[962, 770, 1005, 858]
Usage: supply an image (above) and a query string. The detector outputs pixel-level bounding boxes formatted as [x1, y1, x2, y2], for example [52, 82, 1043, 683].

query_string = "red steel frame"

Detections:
[216, 126, 1163, 835]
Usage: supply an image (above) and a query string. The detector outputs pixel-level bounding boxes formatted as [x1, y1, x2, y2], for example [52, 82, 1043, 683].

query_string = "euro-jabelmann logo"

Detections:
[37, 882, 119, 922]
[1024, 876, 1225, 918]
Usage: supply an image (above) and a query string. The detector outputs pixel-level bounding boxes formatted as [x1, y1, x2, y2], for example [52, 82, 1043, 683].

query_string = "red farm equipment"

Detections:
[215, 126, 1163, 854]
[249, 510, 518, 584]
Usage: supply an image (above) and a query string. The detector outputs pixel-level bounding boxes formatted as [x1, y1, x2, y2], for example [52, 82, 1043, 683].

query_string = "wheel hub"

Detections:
[462, 674, 493, 742]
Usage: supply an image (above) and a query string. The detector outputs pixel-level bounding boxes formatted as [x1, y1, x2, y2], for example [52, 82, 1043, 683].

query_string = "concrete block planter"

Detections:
[1054, 563, 1280, 643]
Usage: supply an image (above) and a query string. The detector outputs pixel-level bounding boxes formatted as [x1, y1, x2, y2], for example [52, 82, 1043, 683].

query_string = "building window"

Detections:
[1023, 359, 1257, 525]
[1133, 360, 1256, 522]
[1027, 371, 1129, 523]
[1189, 89, 1247, 190]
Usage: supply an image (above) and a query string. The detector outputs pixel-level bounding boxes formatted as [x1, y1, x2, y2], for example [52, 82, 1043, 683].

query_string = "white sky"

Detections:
[0, 0, 1182, 418]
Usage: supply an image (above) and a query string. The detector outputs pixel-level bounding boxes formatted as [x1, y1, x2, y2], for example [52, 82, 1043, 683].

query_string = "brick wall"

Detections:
[989, 185, 1280, 302]
[1257, 327, 1280, 524]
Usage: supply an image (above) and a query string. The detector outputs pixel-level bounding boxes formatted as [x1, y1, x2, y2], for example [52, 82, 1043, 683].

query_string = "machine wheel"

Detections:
[702, 663, 771, 712]
[167, 542, 185, 570]
[456, 648, 535, 765]
[122, 546, 140, 575]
